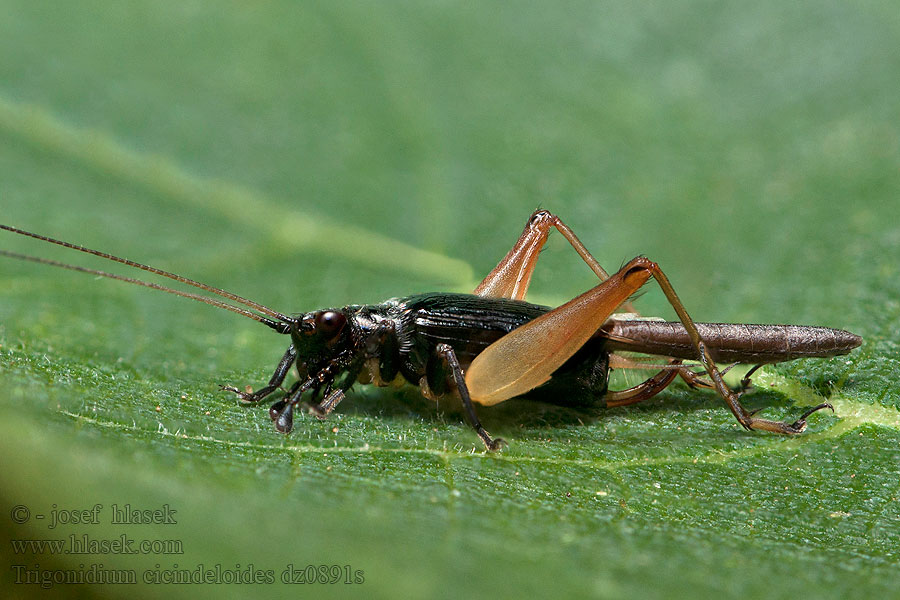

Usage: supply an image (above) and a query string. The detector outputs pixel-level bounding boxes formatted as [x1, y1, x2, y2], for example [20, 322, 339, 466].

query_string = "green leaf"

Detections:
[1, 1, 898, 598]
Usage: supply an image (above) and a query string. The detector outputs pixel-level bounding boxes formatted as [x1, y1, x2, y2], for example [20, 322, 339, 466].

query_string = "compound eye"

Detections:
[314, 311, 346, 339]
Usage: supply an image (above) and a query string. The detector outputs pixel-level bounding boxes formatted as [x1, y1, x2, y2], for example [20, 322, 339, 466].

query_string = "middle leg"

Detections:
[433, 343, 504, 451]
[221, 345, 297, 403]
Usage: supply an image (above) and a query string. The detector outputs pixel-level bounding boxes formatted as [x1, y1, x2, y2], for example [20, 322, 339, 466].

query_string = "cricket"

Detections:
[0, 210, 862, 450]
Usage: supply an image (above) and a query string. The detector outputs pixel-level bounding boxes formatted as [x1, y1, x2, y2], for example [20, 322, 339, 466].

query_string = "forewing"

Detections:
[465, 267, 650, 405]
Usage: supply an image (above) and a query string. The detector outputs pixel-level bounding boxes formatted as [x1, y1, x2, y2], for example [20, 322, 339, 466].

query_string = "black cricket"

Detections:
[0, 211, 862, 450]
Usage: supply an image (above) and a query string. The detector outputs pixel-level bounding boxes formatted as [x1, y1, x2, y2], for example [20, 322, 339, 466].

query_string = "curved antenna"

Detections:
[0, 225, 293, 332]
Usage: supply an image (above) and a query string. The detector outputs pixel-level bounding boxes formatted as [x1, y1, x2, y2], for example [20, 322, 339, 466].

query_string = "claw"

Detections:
[799, 402, 834, 421]
[220, 383, 264, 404]
[273, 401, 294, 433]
[740, 401, 833, 434]
[269, 399, 288, 422]
[478, 428, 507, 452]
[785, 420, 808, 434]
[788, 402, 834, 431]
[487, 437, 508, 452]
[220, 384, 247, 401]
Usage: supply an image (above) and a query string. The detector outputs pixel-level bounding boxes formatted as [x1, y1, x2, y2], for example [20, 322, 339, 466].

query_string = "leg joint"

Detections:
[527, 208, 555, 227]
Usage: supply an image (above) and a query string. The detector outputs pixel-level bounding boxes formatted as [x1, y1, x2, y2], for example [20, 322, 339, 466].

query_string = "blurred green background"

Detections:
[1, 1, 898, 598]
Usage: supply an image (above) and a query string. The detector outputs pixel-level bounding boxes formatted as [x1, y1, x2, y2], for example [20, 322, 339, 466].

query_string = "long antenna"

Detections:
[0, 224, 293, 332]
